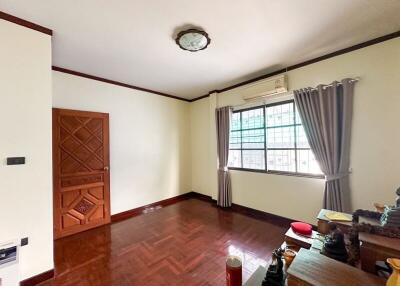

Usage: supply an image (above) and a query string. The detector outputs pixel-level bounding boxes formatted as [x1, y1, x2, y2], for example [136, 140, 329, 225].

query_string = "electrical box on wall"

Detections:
[6, 157, 25, 165]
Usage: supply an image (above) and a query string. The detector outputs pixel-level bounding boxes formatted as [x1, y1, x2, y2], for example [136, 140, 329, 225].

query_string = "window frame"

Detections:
[228, 100, 324, 179]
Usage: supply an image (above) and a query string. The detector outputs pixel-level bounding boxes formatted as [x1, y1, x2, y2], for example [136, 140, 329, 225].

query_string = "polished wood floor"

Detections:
[40, 198, 286, 286]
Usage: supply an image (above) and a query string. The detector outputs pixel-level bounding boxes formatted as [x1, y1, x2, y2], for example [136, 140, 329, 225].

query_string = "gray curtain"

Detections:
[215, 106, 232, 207]
[294, 79, 355, 212]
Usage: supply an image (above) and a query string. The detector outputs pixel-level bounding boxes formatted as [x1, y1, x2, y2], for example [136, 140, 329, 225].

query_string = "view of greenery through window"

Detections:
[228, 100, 322, 175]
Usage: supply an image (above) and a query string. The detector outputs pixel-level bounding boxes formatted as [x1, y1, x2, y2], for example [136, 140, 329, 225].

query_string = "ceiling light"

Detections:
[175, 29, 211, 52]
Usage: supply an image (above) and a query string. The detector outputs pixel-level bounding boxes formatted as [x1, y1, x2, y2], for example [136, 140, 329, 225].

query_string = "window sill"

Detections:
[228, 167, 325, 179]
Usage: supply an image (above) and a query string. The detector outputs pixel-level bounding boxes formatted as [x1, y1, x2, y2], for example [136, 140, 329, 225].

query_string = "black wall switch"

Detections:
[21, 237, 28, 246]
[7, 157, 25, 165]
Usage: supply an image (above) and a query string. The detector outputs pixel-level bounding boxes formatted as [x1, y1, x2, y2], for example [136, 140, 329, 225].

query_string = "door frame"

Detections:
[52, 108, 111, 239]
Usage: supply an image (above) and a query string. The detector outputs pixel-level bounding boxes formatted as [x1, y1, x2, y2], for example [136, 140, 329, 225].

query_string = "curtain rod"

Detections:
[309, 77, 360, 90]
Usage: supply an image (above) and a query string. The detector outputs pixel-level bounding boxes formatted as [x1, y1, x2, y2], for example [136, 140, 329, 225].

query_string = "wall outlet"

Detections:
[21, 237, 28, 246]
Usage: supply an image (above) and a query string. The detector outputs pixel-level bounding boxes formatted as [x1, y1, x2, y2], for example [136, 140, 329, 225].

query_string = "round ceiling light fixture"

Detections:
[175, 29, 211, 52]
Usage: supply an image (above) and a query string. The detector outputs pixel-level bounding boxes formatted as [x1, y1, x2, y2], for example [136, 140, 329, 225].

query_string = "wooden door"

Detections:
[53, 108, 110, 239]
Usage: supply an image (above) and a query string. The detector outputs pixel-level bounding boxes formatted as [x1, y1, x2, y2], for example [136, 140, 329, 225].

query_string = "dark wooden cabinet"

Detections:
[359, 232, 400, 273]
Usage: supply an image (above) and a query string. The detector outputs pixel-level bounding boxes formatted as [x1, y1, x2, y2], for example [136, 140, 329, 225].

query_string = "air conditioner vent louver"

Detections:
[242, 74, 288, 101]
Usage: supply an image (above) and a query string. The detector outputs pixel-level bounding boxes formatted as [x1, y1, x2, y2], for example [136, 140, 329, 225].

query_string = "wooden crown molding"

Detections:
[190, 30, 400, 102]
[0, 11, 52, 36]
[55, 30, 400, 103]
[52, 66, 191, 102]
[2, 9, 397, 103]
[189, 94, 210, 102]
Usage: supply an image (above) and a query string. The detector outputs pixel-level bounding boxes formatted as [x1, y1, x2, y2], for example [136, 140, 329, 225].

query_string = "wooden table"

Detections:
[287, 248, 385, 286]
[317, 209, 381, 235]
[245, 247, 388, 286]
[317, 209, 353, 234]
[284, 228, 316, 250]
[359, 232, 400, 273]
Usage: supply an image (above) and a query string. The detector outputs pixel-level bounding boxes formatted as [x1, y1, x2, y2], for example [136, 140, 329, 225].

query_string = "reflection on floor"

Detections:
[39, 198, 286, 285]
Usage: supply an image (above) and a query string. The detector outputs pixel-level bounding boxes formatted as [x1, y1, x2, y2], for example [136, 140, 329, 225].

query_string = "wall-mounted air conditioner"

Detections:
[242, 74, 288, 101]
[0, 240, 20, 286]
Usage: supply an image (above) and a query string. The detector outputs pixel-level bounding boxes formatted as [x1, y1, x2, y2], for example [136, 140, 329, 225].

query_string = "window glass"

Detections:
[267, 150, 296, 172]
[241, 108, 264, 129]
[231, 112, 241, 131]
[228, 150, 241, 168]
[243, 150, 265, 170]
[266, 126, 295, 149]
[242, 129, 265, 149]
[266, 102, 294, 127]
[229, 131, 241, 149]
[228, 100, 322, 176]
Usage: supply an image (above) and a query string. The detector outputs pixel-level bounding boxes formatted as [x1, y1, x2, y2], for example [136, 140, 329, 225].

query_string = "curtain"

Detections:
[215, 106, 232, 207]
[294, 79, 355, 212]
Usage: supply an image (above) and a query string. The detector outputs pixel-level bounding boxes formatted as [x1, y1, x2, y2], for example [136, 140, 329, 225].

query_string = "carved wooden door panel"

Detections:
[53, 108, 110, 239]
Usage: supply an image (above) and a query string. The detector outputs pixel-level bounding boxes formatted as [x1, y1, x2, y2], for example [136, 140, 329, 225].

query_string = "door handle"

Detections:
[104, 166, 109, 171]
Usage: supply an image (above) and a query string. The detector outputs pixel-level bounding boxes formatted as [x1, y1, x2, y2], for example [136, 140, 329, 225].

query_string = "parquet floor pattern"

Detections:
[40, 199, 286, 286]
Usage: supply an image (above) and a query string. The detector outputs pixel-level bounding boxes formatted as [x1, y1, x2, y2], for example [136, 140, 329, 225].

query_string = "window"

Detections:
[228, 100, 322, 176]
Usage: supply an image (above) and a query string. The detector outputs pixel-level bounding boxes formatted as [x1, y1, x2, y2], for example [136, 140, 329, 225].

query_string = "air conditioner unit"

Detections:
[0, 240, 20, 286]
[242, 74, 288, 101]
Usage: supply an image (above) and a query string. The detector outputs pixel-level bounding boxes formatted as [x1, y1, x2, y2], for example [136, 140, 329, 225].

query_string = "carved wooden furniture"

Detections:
[359, 232, 400, 273]
[286, 248, 385, 286]
[53, 108, 111, 239]
[317, 209, 381, 235]
[245, 209, 395, 285]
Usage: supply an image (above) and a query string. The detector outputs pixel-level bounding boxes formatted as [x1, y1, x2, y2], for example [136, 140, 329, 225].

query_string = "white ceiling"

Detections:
[1, 0, 399, 99]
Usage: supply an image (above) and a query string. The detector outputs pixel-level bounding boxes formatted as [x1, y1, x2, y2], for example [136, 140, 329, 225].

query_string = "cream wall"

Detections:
[0, 20, 53, 280]
[1, 13, 398, 281]
[190, 38, 400, 223]
[190, 98, 211, 196]
[52, 72, 192, 215]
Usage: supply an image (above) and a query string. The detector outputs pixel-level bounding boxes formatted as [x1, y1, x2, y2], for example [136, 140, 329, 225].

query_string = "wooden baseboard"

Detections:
[187, 192, 296, 227]
[110, 192, 193, 222]
[111, 191, 300, 228]
[20, 269, 54, 286]
[230, 203, 295, 227]
[187, 191, 216, 202]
